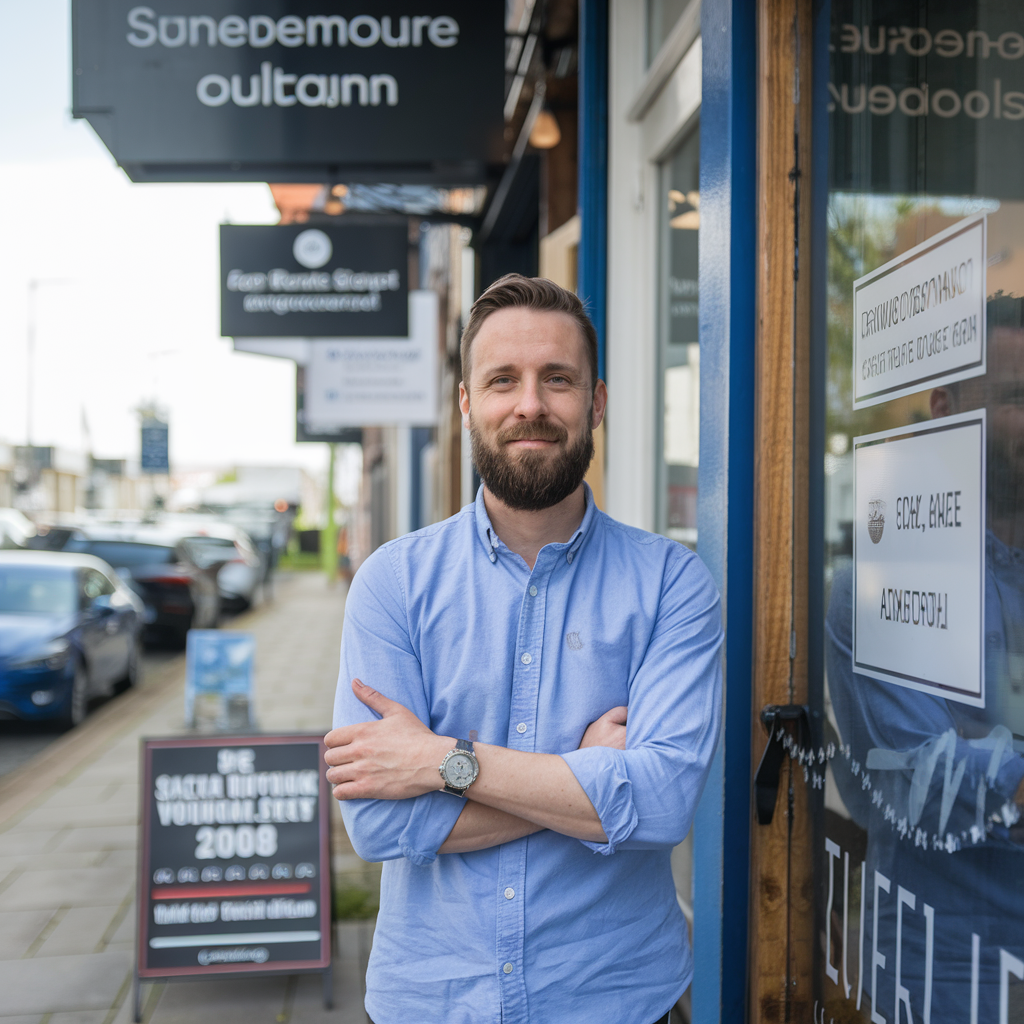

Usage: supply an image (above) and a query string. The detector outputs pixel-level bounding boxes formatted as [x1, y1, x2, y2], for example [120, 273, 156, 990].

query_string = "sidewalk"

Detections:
[0, 573, 374, 1024]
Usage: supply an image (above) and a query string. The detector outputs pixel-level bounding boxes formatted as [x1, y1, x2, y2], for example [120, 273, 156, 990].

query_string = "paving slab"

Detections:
[34, 905, 123, 957]
[0, 950, 132, 1014]
[0, 909, 54, 958]
[0, 868, 132, 911]
[55, 825, 137, 853]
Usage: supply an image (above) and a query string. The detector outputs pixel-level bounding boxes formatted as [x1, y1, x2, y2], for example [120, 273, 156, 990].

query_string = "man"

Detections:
[326, 274, 722, 1024]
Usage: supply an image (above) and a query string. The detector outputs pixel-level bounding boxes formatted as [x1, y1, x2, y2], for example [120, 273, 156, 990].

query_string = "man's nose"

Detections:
[513, 377, 546, 418]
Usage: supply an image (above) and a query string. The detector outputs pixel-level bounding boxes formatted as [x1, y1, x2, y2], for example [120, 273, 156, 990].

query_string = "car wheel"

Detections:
[114, 636, 142, 694]
[58, 661, 89, 731]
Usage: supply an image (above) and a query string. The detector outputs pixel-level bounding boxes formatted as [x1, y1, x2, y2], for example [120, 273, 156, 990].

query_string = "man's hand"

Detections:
[324, 679, 451, 801]
[579, 706, 627, 750]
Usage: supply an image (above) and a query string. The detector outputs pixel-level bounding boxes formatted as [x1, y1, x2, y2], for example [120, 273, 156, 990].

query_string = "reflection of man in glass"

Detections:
[826, 295, 1024, 1023]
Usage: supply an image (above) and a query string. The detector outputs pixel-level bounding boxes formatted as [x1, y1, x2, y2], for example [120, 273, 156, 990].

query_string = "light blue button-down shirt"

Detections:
[333, 486, 723, 1024]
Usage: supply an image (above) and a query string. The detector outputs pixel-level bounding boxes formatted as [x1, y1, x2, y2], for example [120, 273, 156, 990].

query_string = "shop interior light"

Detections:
[529, 109, 562, 149]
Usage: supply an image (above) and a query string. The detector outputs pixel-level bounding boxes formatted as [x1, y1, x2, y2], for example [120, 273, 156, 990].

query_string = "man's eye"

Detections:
[493, 376, 514, 385]
[548, 375, 570, 385]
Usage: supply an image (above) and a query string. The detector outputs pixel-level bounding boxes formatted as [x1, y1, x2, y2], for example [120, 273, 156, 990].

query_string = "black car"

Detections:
[48, 525, 222, 647]
[0, 551, 144, 728]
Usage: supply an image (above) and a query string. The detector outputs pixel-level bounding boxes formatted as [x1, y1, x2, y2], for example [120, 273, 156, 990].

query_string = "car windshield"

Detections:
[0, 566, 77, 616]
[79, 542, 176, 568]
[184, 537, 237, 569]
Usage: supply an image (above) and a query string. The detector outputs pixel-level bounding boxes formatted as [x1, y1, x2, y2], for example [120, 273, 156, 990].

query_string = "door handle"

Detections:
[753, 704, 811, 825]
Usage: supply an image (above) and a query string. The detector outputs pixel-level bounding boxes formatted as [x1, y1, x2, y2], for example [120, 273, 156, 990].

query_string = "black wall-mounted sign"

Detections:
[221, 223, 408, 337]
[136, 736, 331, 990]
[71, 2, 504, 183]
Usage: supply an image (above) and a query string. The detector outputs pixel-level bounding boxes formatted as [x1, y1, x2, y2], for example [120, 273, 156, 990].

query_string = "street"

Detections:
[0, 572, 375, 1024]
[0, 651, 179, 781]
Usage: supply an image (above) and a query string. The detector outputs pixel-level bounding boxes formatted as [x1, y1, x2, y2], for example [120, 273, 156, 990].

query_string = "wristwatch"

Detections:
[438, 739, 480, 796]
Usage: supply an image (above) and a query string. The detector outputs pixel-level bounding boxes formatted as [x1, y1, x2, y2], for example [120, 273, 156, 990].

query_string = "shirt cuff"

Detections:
[560, 747, 639, 855]
[399, 790, 466, 866]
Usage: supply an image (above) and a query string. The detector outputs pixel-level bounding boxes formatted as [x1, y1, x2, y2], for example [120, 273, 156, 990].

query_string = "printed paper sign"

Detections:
[304, 290, 438, 428]
[853, 409, 986, 706]
[853, 215, 986, 409]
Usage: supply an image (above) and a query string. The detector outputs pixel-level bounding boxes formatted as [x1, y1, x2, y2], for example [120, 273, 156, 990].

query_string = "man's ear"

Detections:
[930, 387, 951, 419]
[458, 381, 471, 429]
[591, 380, 608, 430]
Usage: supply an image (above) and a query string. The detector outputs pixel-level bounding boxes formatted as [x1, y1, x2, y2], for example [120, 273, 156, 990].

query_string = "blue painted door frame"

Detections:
[694, 0, 756, 1021]
[578, 0, 756, 1017]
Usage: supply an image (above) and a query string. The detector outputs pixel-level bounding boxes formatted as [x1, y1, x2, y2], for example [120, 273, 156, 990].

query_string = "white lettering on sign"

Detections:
[127, 9, 460, 50]
[853, 215, 986, 408]
[853, 410, 986, 706]
[125, 8, 460, 110]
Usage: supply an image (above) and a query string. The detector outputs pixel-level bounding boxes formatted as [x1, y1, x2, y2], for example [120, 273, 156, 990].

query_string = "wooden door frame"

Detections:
[749, 0, 816, 1020]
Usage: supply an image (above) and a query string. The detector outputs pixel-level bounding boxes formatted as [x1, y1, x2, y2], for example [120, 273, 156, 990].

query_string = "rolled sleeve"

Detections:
[334, 546, 460, 865]
[564, 549, 723, 856]
[560, 747, 639, 854]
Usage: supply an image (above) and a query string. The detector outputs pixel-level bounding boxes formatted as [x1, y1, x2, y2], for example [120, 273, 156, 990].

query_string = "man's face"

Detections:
[458, 307, 607, 511]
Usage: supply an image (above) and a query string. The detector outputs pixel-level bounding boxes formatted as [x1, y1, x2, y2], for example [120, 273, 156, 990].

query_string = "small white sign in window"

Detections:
[853, 409, 986, 707]
[852, 214, 986, 409]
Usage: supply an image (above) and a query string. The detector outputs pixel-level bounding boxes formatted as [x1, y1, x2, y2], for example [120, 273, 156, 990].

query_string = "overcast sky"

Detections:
[0, 0, 344, 483]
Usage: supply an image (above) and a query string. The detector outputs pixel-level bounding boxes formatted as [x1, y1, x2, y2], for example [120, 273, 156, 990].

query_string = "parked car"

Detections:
[0, 550, 144, 728]
[0, 508, 37, 549]
[165, 517, 265, 612]
[51, 524, 222, 647]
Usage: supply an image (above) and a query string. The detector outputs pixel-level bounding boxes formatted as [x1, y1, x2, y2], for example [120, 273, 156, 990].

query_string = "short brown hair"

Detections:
[460, 274, 599, 388]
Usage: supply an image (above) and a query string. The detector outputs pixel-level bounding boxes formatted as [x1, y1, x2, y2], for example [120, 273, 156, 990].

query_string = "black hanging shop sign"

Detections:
[221, 222, 408, 337]
[134, 735, 332, 1019]
[71, 2, 505, 183]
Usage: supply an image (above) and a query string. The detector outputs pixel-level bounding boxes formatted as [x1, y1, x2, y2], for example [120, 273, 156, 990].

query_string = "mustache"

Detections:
[496, 421, 568, 445]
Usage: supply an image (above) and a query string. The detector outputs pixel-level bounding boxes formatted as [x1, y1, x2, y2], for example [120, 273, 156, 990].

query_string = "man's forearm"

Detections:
[465, 742, 606, 843]
[438, 802, 544, 854]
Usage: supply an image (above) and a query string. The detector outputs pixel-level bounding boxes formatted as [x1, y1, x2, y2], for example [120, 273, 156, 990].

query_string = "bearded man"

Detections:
[325, 274, 722, 1024]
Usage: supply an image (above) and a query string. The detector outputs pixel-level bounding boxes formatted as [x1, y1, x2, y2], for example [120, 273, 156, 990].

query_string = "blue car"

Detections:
[0, 551, 145, 729]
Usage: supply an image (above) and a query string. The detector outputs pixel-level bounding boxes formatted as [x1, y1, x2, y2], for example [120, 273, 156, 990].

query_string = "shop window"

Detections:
[645, 0, 692, 66]
[657, 130, 700, 547]
[815, 3, 1024, 1022]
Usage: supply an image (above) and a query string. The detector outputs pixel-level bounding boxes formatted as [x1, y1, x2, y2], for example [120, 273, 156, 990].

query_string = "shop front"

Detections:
[607, 0, 1024, 1018]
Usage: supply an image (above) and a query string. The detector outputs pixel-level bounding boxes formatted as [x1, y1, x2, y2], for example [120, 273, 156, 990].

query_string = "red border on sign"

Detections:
[136, 734, 332, 980]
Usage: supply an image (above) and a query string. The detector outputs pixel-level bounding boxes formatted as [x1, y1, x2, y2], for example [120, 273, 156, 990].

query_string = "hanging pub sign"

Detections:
[71, 2, 504, 183]
[830, 1, 1024, 199]
[221, 223, 408, 337]
[134, 735, 331, 1018]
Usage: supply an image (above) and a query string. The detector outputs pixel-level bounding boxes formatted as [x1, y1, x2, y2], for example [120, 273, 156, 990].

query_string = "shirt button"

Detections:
[516, 723, 527, 734]
[529, 585, 538, 597]
[503, 963, 514, 974]
[567, 553, 574, 564]
[520, 652, 532, 665]
[504, 887, 515, 899]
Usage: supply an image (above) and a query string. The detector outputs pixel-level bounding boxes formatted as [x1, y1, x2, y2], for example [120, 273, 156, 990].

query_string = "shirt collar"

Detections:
[474, 483, 597, 566]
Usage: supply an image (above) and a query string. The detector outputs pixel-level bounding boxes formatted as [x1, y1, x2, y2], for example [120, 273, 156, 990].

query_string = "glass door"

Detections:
[816, 3, 1024, 1022]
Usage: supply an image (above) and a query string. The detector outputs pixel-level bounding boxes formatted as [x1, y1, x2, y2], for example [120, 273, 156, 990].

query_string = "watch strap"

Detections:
[455, 738, 474, 753]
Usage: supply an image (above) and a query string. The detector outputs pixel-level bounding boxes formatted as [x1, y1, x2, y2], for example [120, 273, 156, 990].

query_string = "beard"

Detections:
[470, 416, 595, 512]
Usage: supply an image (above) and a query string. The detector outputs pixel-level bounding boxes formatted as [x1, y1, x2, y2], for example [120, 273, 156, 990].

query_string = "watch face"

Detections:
[444, 752, 477, 788]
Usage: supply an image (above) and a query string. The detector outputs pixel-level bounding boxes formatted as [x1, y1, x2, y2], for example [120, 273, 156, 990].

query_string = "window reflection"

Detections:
[659, 133, 699, 547]
[820, 0, 1024, 1012]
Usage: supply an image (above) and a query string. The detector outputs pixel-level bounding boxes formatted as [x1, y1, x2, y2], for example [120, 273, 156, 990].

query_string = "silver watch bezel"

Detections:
[438, 747, 479, 791]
